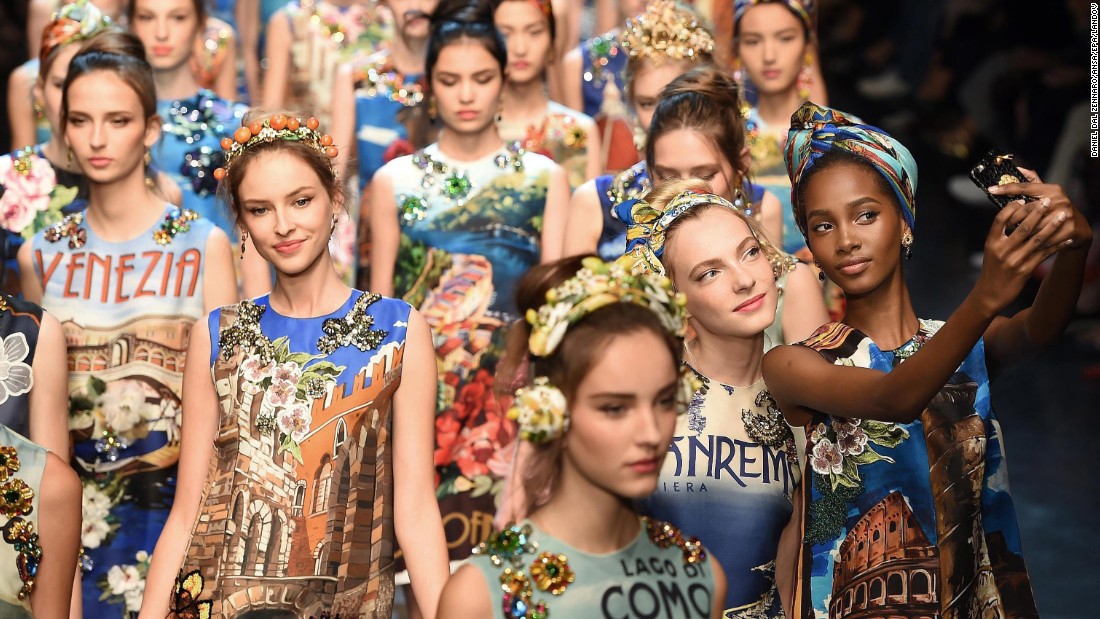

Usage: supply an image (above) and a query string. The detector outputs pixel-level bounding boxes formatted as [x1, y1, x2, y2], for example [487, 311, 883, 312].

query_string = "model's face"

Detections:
[64, 71, 158, 184]
[666, 208, 779, 339]
[387, 0, 438, 41]
[562, 329, 679, 500]
[236, 150, 339, 277]
[36, 44, 80, 133]
[431, 40, 503, 135]
[736, 4, 807, 96]
[651, 128, 737, 201]
[801, 162, 908, 297]
[495, 0, 552, 86]
[631, 60, 690, 131]
[131, 0, 201, 74]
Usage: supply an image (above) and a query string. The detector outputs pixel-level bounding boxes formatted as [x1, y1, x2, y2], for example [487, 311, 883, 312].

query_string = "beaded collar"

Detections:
[605, 162, 651, 207]
[397, 142, 526, 223]
[43, 208, 200, 250]
[354, 52, 425, 107]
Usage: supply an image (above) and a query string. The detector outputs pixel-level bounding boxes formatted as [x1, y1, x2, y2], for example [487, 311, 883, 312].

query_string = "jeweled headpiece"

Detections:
[40, 0, 112, 62]
[213, 114, 338, 180]
[620, 0, 715, 64]
[508, 257, 696, 444]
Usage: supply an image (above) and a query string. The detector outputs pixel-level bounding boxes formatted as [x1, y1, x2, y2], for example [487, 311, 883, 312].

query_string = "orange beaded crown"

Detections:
[213, 114, 338, 180]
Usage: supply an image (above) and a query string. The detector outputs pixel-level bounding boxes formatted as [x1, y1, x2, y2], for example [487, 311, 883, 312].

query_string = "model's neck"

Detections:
[530, 469, 640, 555]
[755, 86, 804, 129]
[267, 253, 352, 317]
[154, 64, 201, 101]
[686, 327, 766, 387]
[85, 172, 163, 241]
[389, 37, 427, 75]
[504, 78, 547, 112]
[840, 265, 920, 349]
[436, 128, 504, 162]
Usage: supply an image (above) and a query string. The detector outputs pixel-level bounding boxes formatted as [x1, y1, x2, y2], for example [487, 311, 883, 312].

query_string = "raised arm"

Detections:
[236, 0, 262, 102]
[561, 179, 604, 257]
[393, 309, 448, 619]
[540, 164, 571, 262]
[260, 10, 292, 109]
[981, 168, 1092, 373]
[764, 199, 1066, 427]
[139, 318, 220, 618]
[368, 166, 399, 297]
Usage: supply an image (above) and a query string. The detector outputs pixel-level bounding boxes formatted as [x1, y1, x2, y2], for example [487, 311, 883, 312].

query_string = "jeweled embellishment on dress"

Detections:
[643, 516, 706, 564]
[0, 478, 33, 518]
[153, 208, 200, 245]
[218, 300, 272, 363]
[0, 447, 19, 482]
[473, 524, 572, 618]
[317, 293, 388, 354]
[742, 389, 792, 448]
[43, 212, 87, 249]
[398, 142, 527, 216]
[2, 517, 41, 600]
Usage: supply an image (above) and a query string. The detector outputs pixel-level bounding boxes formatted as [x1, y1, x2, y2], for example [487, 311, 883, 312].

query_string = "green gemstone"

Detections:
[443, 172, 471, 199]
[5, 489, 21, 502]
[546, 564, 558, 576]
[592, 38, 611, 57]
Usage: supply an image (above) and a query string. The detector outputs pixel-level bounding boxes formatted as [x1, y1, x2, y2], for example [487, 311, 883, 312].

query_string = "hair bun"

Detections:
[431, 0, 495, 29]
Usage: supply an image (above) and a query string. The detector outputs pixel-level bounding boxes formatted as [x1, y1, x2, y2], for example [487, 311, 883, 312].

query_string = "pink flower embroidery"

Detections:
[810, 438, 843, 475]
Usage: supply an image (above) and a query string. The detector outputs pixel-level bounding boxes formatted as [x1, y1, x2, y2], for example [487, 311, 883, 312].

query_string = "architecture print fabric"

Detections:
[177, 291, 410, 617]
[793, 320, 1039, 619]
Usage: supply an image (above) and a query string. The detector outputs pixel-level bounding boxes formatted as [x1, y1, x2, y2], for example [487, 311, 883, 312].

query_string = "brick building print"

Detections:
[829, 491, 940, 619]
[185, 340, 405, 617]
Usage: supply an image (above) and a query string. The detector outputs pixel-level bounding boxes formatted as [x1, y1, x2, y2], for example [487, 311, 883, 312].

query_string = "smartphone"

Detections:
[969, 151, 1028, 209]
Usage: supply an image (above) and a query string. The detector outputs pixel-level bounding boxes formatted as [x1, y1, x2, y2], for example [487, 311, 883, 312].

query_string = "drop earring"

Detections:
[814, 259, 825, 282]
[798, 50, 814, 100]
[240, 231, 247, 259]
[496, 97, 504, 123]
[901, 230, 914, 260]
[330, 214, 338, 236]
[428, 97, 437, 121]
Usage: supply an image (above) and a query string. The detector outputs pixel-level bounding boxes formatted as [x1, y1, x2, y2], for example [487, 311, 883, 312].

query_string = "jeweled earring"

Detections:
[798, 50, 814, 100]
[902, 229, 914, 260]
[814, 259, 825, 282]
[330, 214, 338, 236]
[732, 59, 744, 88]
[496, 97, 504, 123]
[144, 148, 152, 167]
[67, 147, 74, 165]
[428, 97, 437, 121]
[240, 231, 247, 259]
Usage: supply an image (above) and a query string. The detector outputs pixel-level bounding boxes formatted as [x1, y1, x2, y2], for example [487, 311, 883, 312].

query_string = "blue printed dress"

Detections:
[593, 161, 651, 261]
[386, 142, 555, 565]
[793, 320, 1038, 618]
[30, 205, 216, 616]
[647, 371, 801, 616]
[577, 31, 628, 119]
[153, 89, 247, 237]
[352, 51, 425, 192]
[173, 291, 411, 617]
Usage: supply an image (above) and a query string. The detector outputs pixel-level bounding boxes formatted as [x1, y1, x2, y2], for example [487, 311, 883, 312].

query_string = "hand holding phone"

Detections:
[969, 151, 1029, 209]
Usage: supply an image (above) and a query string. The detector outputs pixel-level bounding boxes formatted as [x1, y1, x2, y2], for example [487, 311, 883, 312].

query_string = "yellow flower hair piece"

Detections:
[526, 256, 687, 358]
[506, 377, 569, 444]
[620, 0, 715, 65]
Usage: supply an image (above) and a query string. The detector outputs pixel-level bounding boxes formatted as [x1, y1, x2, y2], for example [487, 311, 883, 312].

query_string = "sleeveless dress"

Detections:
[0, 296, 42, 439]
[387, 142, 555, 566]
[498, 101, 596, 190]
[742, 105, 805, 258]
[793, 320, 1039, 618]
[593, 161, 650, 261]
[468, 518, 716, 618]
[30, 205, 216, 616]
[352, 50, 426, 192]
[646, 371, 801, 616]
[153, 89, 247, 237]
[0, 424, 46, 618]
[173, 291, 410, 618]
[577, 31, 628, 119]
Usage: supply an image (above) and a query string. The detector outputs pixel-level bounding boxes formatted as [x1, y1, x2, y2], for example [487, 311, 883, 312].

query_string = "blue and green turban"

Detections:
[734, 0, 815, 33]
[785, 102, 918, 237]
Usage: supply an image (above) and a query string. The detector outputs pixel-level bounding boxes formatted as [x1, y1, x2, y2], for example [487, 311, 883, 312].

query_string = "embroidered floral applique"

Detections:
[317, 293, 388, 354]
[2, 516, 41, 600]
[355, 53, 424, 107]
[398, 143, 526, 221]
[152, 208, 200, 245]
[0, 447, 18, 482]
[0, 147, 79, 238]
[473, 524, 574, 618]
[742, 389, 792, 448]
[218, 300, 273, 363]
[0, 477, 34, 518]
[605, 162, 651, 206]
[43, 212, 87, 249]
[0, 332, 33, 408]
[169, 569, 212, 618]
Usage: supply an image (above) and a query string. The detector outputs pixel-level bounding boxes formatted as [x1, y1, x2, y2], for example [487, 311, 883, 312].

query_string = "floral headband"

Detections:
[620, 0, 715, 64]
[213, 114, 338, 180]
[40, 0, 112, 62]
[507, 257, 699, 443]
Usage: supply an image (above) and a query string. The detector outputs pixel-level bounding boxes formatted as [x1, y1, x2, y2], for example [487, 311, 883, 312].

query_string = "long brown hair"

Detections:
[502, 255, 683, 515]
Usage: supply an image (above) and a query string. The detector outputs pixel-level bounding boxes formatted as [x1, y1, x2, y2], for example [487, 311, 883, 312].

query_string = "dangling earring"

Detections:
[428, 97, 438, 122]
[144, 148, 152, 167]
[732, 59, 744, 88]
[496, 97, 504, 123]
[901, 229, 914, 260]
[33, 101, 44, 119]
[240, 231, 248, 259]
[330, 214, 338, 236]
[798, 50, 814, 101]
[731, 182, 754, 217]
[67, 147, 74, 165]
[813, 259, 825, 282]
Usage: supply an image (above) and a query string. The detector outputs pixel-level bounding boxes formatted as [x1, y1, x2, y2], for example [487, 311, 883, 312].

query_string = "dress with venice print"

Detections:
[30, 205, 214, 617]
[793, 320, 1039, 619]
[645, 370, 801, 617]
[388, 142, 554, 565]
[173, 290, 410, 617]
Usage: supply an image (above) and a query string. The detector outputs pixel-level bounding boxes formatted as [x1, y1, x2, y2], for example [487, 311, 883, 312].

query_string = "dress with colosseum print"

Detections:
[386, 142, 555, 567]
[175, 290, 410, 617]
[792, 320, 1038, 619]
[29, 205, 214, 616]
